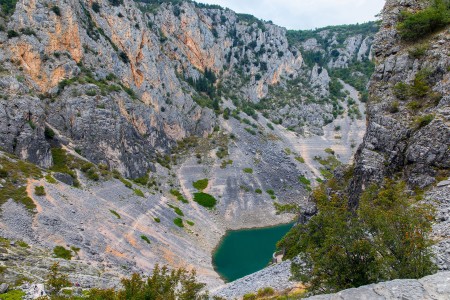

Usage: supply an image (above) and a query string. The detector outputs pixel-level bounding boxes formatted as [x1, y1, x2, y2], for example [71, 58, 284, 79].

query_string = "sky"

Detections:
[198, 0, 386, 30]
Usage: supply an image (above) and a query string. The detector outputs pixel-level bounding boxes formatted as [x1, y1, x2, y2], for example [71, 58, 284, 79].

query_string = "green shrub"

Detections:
[193, 193, 217, 208]
[173, 218, 184, 227]
[324, 148, 335, 155]
[120, 177, 132, 189]
[0, 290, 25, 300]
[389, 101, 400, 113]
[53, 246, 72, 260]
[141, 235, 151, 244]
[397, 0, 450, 41]
[299, 176, 311, 186]
[295, 156, 305, 163]
[0, 168, 8, 178]
[51, 6, 61, 16]
[186, 220, 195, 226]
[86, 89, 97, 96]
[44, 126, 55, 139]
[86, 265, 209, 299]
[7, 30, 19, 38]
[133, 175, 149, 185]
[134, 189, 145, 197]
[17, 240, 29, 248]
[92, 2, 101, 13]
[409, 43, 428, 58]
[34, 186, 46, 196]
[257, 287, 275, 297]
[255, 188, 262, 194]
[170, 189, 188, 203]
[243, 168, 253, 174]
[193, 178, 209, 191]
[1, 0, 19, 16]
[393, 82, 410, 100]
[266, 189, 275, 196]
[110, 210, 121, 219]
[279, 181, 436, 293]
[154, 217, 161, 223]
[168, 204, 184, 216]
[243, 293, 256, 300]
[415, 114, 434, 128]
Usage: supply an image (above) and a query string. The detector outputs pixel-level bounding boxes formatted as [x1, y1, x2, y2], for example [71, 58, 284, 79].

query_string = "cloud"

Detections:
[198, 0, 385, 30]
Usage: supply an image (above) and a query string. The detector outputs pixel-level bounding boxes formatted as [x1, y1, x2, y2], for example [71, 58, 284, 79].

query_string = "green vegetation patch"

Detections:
[53, 246, 72, 260]
[45, 174, 58, 184]
[0, 154, 42, 212]
[295, 156, 305, 163]
[173, 218, 184, 228]
[243, 168, 253, 174]
[110, 210, 121, 219]
[168, 204, 184, 216]
[193, 178, 209, 191]
[1, 0, 19, 16]
[279, 179, 436, 294]
[170, 189, 188, 203]
[0, 290, 26, 300]
[154, 217, 161, 223]
[34, 186, 46, 196]
[397, 0, 450, 41]
[186, 220, 195, 226]
[299, 176, 311, 187]
[134, 188, 145, 197]
[193, 193, 217, 208]
[140, 235, 151, 244]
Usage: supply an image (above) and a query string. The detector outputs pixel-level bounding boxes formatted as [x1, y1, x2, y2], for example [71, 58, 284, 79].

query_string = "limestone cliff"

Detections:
[349, 0, 449, 205]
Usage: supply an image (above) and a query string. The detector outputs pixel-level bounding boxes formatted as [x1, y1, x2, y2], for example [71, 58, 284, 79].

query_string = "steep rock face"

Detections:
[0, 0, 304, 177]
[349, 0, 450, 205]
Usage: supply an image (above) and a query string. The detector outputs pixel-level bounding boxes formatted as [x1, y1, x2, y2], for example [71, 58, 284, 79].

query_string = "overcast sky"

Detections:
[198, 0, 386, 30]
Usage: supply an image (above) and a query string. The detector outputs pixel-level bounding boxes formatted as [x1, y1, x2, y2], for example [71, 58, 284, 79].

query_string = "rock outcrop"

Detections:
[305, 271, 450, 300]
[349, 0, 450, 205]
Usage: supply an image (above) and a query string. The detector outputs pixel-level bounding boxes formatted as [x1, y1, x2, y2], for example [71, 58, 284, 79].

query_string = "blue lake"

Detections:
[212, 223, 293, 282]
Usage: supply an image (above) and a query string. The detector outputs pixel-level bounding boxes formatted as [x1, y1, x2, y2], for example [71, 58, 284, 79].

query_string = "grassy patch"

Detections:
[299, 176, 311, 189]
[243, 168, 253, 174]
[415, 114, 434, 128]
[168, 204, 184, 216]
[173, 218, 184, 228]
[141, 235, 151, 244]
[120, 177, 133, 189]
[53, 246, 72, 260]
[193, 193, 217, 208]
[295, 156, 305, 163]
[0, 154, 42, 212]
[34, 186, 46, 196]
[134, 188, 145, 197]
[220, 159, 233, 169]
[110, 210, 121, 219]
[170, 189, 188, 203]
[45, 174, 58, 184]
[17, 240, 29, 248]
[266, 189, 275, 196]
[0, 290, 26, 300]
[193, 179, 209, 191]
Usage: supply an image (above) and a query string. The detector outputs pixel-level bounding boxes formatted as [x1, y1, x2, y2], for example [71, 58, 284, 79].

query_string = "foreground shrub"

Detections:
[279, 181, 436, 294]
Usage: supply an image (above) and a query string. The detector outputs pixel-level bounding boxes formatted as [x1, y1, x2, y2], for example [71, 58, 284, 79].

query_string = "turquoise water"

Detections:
[212, 223, 294, 282]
